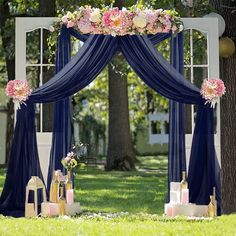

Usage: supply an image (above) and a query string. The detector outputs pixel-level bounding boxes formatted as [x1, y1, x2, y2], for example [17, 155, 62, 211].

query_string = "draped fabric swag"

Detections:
[0, 26, 221, 216]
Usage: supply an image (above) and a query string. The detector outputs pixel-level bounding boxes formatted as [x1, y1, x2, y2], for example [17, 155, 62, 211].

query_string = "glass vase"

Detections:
[59, 186, 66, 215]
[65, 170, 73, 191]
[180, 171, 188, 203]
[50, 170, 59, 203]
[180, 171, 188, 190]
[208, 195, 216, 217]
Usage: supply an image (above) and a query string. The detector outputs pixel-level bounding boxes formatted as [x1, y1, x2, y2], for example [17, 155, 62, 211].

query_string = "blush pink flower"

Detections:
[200, 78, 226, 107]
[67, 20, 75, 28]
[6, 80, 32, 108]
[102, 8, 131, 35]
[171, 24, 178, 33]
[5, 80, 15, 97]
[77, 18, 94, 34]
[145, 10, 157, 24]
[216, 79, 226, 95]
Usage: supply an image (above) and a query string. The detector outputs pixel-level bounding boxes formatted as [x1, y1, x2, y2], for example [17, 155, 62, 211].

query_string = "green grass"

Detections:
[75, 167, 167, 214]
[136, 155, 168, 171]
[0, 213, 236, 236]
[0, 167, 6, 193]
[0, 156, 236, 236]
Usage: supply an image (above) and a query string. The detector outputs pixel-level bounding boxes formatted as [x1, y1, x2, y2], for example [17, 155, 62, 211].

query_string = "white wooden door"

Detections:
[16, 17, 56, 183]
[182, 18, 220, 171]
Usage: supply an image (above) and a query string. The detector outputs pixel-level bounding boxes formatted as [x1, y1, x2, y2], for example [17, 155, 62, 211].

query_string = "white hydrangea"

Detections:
[133, 13, 147, 28]
[90, 9, 101, 23]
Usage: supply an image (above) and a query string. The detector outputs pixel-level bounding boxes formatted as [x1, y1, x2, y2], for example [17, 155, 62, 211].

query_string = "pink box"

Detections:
[41, 202, 59, 216]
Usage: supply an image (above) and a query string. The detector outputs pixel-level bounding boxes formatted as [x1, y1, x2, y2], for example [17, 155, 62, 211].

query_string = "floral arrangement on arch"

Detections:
[61, 151, 78, 171]
[55, 6, 183, 36]
[5, 80, 32, 109]
[200, 78, 226, 107]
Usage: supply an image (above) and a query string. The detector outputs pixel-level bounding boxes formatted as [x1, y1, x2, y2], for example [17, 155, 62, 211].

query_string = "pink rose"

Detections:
[67, 20, 75, 28]
[216, 79, 226, 96]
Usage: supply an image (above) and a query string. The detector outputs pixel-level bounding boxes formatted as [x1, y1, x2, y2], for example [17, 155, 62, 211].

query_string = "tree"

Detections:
[107, 53, 136, 170]
[106, 0, 136, 170]
[106, 0, 173, 170]
[0, 1, 17, 163]
[39, 0, 56, 132]
[210, 0, 236, 214]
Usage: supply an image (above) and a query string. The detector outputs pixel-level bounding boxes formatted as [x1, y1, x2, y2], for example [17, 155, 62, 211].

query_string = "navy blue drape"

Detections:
[119, 35, 219, 208]
[47, 26, 73, 189]
[0, 102, 44, 216]
[0, 28, 221, 216]
[167, 33, 186, 201]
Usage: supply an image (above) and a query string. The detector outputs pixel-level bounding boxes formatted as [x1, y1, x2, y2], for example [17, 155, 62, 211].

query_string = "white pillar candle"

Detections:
[170, 190, 180, 203]
[170, 182, 181, 192]
[181, 189, 189, 204]
[166, 204, 173, 217]
[66, 189, 74, 205]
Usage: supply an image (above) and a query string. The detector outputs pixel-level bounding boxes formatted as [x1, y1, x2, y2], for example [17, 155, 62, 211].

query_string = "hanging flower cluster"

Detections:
[5, 80, 32, 109]
[60, 6, 183, 36]
[200, 78, 226, 107]
[61, 151, 78, 171]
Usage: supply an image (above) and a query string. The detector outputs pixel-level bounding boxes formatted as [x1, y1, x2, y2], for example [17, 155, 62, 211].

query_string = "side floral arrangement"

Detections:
[200, 78, 226, 107]
[5, 80, 32, 109]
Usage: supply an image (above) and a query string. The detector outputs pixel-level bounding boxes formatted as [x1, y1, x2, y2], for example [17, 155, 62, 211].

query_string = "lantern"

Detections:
[25, 176, 47, 217]
[219, 37, 235, 58]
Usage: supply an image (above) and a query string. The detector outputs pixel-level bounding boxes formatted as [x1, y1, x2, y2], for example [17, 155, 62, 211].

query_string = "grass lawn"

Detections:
[0, 156, 236, 236]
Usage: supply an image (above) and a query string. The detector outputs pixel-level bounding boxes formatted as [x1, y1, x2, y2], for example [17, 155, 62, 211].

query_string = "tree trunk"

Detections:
[0, 1, 15, 163]
[39, 0, 56, 132]
[39, 0, 55, 16]
[106, 54, 135, 171]
[106, 0, 135, 170]
[211, 0, 236, 214]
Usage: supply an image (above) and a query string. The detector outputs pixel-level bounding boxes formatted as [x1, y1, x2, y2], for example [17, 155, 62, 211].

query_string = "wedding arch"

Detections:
[0, 8, 221, 216]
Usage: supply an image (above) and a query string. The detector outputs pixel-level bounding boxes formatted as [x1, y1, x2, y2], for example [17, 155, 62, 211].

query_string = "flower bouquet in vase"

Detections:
[61, 151, 77, 192]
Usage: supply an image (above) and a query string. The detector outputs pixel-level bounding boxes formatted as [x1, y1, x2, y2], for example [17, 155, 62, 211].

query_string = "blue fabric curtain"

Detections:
[47, 26, 73, 189]
[119, 35, 219, 208]
[167, 33, 186, 201]
[0, 28, 221, 216]
[0, 102, 44, 216]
